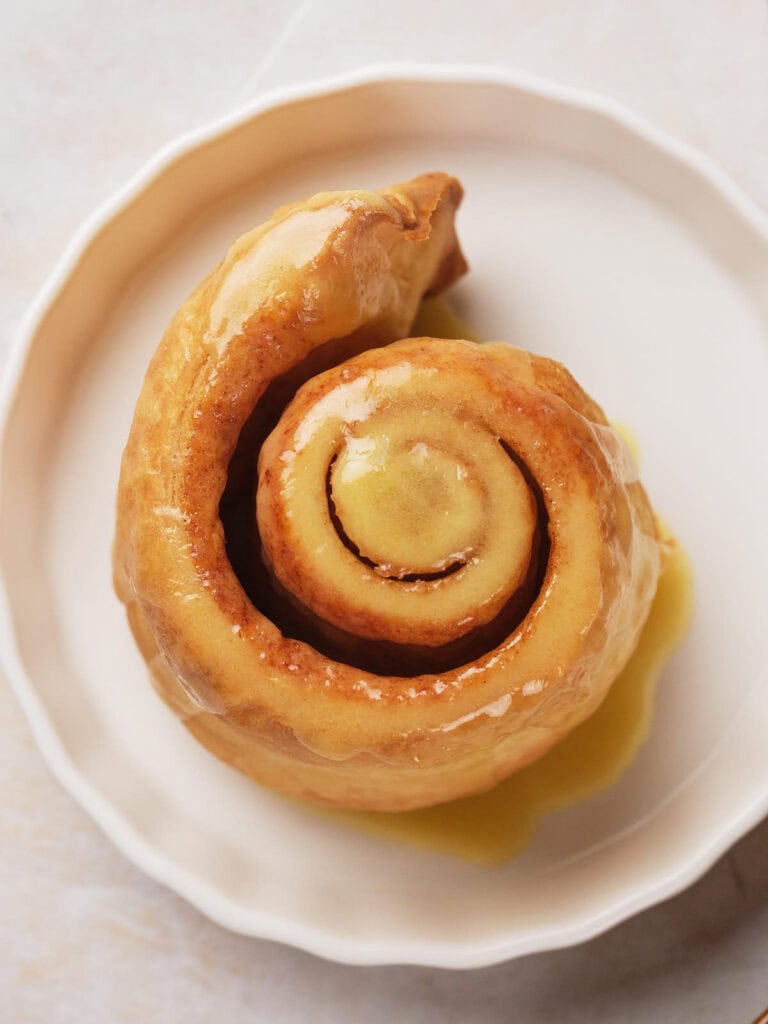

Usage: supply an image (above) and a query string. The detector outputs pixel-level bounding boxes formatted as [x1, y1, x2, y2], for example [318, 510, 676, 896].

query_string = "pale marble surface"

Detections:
[2, 1, 768, 1020]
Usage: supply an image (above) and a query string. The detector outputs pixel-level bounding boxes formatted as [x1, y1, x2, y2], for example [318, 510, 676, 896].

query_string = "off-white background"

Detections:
[2, 2, 767, 1021]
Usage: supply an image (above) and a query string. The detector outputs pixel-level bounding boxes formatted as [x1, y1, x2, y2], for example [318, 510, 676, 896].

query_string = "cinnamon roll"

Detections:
[114, 172, 661, 811]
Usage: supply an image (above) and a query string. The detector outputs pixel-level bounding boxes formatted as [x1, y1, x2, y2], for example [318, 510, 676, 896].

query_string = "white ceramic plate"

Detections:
[2, 66, 767, 969]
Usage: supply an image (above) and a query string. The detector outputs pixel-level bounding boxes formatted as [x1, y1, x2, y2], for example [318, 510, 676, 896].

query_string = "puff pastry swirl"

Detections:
[114, 173, 660, 811]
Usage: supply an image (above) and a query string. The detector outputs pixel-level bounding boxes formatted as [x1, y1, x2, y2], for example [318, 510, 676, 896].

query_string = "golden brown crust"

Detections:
[114, 172, 661, 811]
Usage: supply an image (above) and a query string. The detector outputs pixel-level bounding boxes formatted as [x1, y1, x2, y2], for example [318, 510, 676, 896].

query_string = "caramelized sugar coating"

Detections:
[114, 173, 660, 811]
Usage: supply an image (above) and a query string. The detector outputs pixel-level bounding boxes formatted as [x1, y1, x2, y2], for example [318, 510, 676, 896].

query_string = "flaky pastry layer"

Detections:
[114, 173, 660, 811]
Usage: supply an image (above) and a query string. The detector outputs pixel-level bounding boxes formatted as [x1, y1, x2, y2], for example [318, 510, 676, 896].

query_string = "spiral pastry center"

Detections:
[331, 437, 479, 577]
[256, 341, 542, 652]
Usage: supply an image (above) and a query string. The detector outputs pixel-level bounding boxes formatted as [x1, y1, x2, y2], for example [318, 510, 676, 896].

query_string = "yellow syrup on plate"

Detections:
[316, 298, 693, 865]
[411, 295, 485, 342]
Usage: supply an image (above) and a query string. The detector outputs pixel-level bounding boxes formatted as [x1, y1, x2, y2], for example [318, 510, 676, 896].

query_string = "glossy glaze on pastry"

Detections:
[114, 173, 661, 811]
